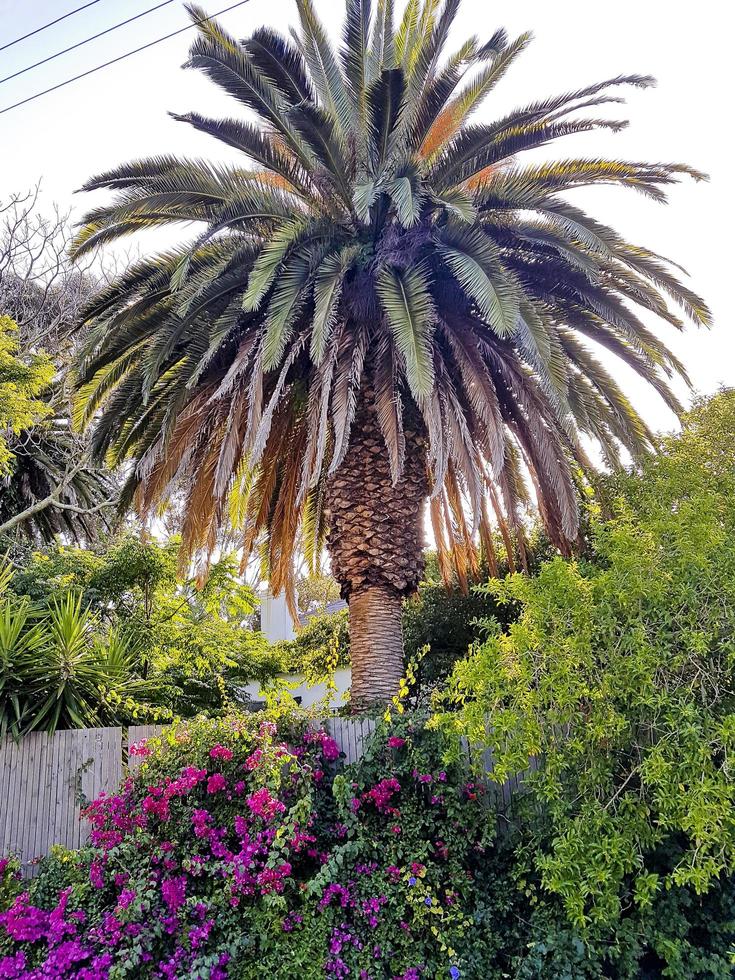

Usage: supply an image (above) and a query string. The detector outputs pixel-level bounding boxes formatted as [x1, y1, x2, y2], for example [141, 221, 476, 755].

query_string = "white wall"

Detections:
[259, 591, 296, 643]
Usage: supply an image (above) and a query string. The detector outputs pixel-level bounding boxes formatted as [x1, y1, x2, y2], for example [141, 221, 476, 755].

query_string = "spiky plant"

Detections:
[71, 0, 709, 706]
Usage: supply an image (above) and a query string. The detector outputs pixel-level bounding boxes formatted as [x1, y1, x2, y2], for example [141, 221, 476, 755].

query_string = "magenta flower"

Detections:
[116, 889, 136, 910]
[90, 860, 105, 890]
[0, 894, 48, 942]
[387, 736, 406, 749]
[0, 951, 26, 978]
[161, 875, 187, 913]
[206, 773, 227, 794]
[246, 786, 285, 821]
[209, 744, 234, 762]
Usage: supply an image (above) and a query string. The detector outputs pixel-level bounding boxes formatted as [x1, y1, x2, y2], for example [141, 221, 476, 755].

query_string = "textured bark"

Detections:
[348, 587, 405, 708]
[325, 389, 428, 707]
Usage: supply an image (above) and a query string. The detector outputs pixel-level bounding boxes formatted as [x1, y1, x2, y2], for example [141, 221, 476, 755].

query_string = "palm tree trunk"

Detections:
[349, 586, 404, 708]
[325, 388, 428, 709]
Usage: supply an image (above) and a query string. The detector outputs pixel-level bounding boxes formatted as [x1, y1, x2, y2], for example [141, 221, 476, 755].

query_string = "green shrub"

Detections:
[2, 711, 734, 978]
[5, 535, 280, 721]
[276, 609, 350, 681]
[441, 391, 735, 928]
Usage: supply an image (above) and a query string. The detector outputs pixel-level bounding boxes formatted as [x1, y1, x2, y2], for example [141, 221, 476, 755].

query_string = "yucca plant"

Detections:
[0, 564, 163, 736]
[71, 0, 709, 705]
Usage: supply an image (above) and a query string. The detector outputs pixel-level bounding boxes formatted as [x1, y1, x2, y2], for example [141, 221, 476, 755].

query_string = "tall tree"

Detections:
[72, 1, 709, 706]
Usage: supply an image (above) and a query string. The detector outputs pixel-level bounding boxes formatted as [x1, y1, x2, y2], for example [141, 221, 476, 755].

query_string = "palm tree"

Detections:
[72, 0, 709, 707]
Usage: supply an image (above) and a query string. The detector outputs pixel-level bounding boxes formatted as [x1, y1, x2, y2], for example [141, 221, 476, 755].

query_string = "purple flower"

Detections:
[0, 951, 26, 978]
[450, 968, 461, 979]
[206, 773, 227, 794]
[161, 875, 187, 913]
[0, 894, 48, 941]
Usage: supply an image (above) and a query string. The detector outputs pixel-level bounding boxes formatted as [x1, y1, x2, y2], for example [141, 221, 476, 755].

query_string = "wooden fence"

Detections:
[1, 717, 526, 877]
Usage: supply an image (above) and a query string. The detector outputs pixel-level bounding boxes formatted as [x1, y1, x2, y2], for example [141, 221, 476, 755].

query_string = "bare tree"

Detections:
[0, 187, 123, 543]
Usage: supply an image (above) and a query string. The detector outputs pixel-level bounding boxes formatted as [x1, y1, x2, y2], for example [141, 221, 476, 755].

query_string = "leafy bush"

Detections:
[441, 391, 735, 928]
[276, 609, 350, 681]
[0, 562, 165, 737]
[5, 535, 280, 719]
[1, 711, 734, 978]
[0, 711, 504, 978]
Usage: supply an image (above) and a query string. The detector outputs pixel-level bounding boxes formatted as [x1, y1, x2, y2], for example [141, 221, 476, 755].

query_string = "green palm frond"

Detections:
[377, 263, 436, 400]
[438, 225, 520, 336]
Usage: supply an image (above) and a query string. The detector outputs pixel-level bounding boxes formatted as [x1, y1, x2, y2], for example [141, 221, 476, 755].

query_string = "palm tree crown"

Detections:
[72, 0, 709, 700]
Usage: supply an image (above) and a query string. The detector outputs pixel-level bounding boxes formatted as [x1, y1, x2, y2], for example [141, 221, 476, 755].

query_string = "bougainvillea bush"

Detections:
[2, 709, 734, 979]
[0, 712, 512, 979]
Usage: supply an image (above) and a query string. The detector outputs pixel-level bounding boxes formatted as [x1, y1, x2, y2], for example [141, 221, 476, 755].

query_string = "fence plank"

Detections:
[127, 725, 165, 774]
[0, 728, 122, 876]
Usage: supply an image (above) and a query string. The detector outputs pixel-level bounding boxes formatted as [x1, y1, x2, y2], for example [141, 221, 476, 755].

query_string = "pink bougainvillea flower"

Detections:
[161, 875, 187, 913]
[206, 773, 227, 794]
[209, 744, 233, 762]
[246, 787, 285, 822]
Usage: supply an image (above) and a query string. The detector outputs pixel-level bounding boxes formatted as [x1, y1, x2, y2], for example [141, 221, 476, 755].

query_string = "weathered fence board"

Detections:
[0, 728, 122, 876]
[127, 725, 165, 773]
[326, 716, 376, 763]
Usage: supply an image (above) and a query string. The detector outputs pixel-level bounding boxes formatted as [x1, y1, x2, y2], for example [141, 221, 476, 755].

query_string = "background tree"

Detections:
[72, 0, 708, 705]
[0, 315, 53, 475]
[0, 193, 119, 543]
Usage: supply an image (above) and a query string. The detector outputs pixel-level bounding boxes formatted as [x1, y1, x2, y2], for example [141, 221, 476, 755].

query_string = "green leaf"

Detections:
[310, 248, 358, 364]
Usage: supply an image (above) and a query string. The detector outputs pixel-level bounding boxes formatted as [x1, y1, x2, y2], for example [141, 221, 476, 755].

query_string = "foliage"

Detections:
[69, 0, 709, 610]
[441, 390, 735, 928]
[0, 316, 53, 476]
[1, 712, 733, 978]
[0, 858, 21, 914]
[0, 196, 118, 544]
[276, 609, 350, 682]
[297, 572, 342, 618]
[7, 535, 280, 718]
[0, 557, 167, 737]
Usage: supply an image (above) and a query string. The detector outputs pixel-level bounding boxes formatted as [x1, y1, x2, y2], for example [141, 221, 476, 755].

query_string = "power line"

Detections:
[1, 0, 178, 87]
[0, 0, 108, 54]
[0, 0, 253, 117]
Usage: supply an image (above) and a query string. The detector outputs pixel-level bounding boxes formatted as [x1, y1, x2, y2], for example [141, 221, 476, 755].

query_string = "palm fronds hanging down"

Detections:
[72, 0, 709, 606]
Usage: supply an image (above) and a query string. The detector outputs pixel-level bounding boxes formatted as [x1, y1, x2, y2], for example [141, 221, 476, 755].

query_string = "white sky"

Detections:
[0, 0, 731, 435]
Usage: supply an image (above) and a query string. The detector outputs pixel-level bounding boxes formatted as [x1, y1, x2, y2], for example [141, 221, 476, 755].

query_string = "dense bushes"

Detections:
[2, 536, 279, 727]
[0, 560, 166, 737]
[0, 712, 499, 978]
[1, 710, 734, 979]
[442, 391, 735, 929]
